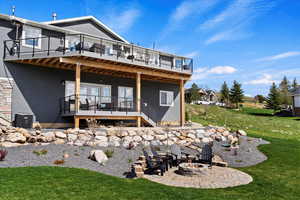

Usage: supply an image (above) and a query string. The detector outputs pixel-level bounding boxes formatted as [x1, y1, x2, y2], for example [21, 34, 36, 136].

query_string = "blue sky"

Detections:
[1, 0, 300, 96]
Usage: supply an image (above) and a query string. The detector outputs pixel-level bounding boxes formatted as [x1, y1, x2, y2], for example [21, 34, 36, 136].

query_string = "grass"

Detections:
[32, 149, 48, 156]
[0, 105, 299, 199]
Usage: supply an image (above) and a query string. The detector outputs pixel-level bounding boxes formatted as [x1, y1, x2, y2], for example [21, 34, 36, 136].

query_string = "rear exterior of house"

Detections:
[0, 14, 193, 128]
[292, 87, 300, 116]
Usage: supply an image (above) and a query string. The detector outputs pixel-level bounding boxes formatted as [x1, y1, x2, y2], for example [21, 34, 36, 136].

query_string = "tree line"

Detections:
[220, 80, 244, 108]
[265, 77, 298, 111]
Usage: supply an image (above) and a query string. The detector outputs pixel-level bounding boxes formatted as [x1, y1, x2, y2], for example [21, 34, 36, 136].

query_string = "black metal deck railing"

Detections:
[60, 94, 137, 114]
[3, 33, 193, 73]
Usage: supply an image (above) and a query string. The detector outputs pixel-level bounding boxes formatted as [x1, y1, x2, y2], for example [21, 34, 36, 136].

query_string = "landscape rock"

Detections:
[237, 130, 247, 136]
[54, 139, 65, 145]
[6, 132, 26, 143]
[94, 131, 107, 137]
[89, 150, 108, 165]
[55, 131, 67, 139]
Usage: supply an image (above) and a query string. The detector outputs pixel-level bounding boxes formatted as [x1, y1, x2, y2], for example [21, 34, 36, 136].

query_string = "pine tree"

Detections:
[229, 80, 244, 108]
[220, 81, 229, 104]
[190, 83, 200, 103]
[266, 82, 281, 112]
[279, 76, 292, 107]
[292, 78, 298, 90]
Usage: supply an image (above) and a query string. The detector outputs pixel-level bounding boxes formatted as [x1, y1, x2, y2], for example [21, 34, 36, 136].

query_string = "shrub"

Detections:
[53, 159, 65, 165]
[128, 158, 133, 164]
[33, 149, 48, 156]
[104, 149, 114, 158]
[0, 149, 8, 161]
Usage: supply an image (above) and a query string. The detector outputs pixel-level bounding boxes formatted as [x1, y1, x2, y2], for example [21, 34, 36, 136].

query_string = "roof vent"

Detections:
[52, 12, 57, 21]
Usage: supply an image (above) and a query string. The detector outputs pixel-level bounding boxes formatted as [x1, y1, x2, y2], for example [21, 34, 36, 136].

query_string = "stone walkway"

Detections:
[144, 166, 253, 189]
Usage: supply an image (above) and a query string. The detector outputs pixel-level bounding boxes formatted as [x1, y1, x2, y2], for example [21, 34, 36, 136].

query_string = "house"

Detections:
[185, 88, 218, 103]
[0, 14, 193, 128]
[291, 86, 300, 116]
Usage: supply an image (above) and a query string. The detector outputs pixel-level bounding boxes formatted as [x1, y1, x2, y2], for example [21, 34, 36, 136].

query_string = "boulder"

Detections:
[55, 131, 67, 139]
[128, 130, 137, 136]
[202, 137, 210, 143]
[89, 150, 108, 165]
[155, 134, 167, 141]
[54, 139, 65, 145]
[6, 132, 26, 143]
[187, 133, 196, 139]
[17, 128, 31, 138]
[109, 136, 121, 142]
[133, 135, 142, 142]
[78, 134, 91, 142]
[95, 136, 108, 142]
[96, 140, 109, 147]
[67, 134, 78, 142]
[78, 129, 86, 134]
[237, 130, 247, 136]
[42, 132, 56, 142]
[109, 140, 120, 147]
[162, 139, 174, 146]
[150, 140, 162, 146]
[117, 130, 128, 137]
[222, 131, 230, 137]
[1, 141, 23, 147]
[74, 140, 84, 146]
[94, 130, 107, 137]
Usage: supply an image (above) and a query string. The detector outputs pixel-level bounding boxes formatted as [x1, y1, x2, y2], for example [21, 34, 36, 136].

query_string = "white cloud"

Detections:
[208, 66, 237, 74]
[201, 0, 275, 44]
[191, 66, 237, 81]
[256, 51, 300, 62]
[83, 1, 141, 34]
[244, 74, 276, 85]
[161, 0, 219, 38]
[104, 8, 141, 34]
[171, 0, 219, 22]
[183, 51, 199, 58]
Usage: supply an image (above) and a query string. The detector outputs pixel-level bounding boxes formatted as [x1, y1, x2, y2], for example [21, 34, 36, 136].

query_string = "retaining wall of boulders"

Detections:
[0, 124, 247, 149]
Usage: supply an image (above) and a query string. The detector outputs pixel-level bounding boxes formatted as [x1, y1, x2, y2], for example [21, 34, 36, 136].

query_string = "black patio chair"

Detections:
[150, 146, 172, 170]
[196, 143, 214, 168]
[170, 144, 190, 167]
[143, 149, 166, 176]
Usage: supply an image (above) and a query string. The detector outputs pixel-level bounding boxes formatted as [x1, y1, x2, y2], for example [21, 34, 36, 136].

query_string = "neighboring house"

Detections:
[0, 14, 193, 128]
[185, 88, 218, 103]
[291, 87, 300, 116]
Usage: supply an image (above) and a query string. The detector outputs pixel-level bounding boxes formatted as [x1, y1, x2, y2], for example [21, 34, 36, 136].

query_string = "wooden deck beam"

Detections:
[180, 79, 185, 126]
[59, 57, 190, 81]
[136, 72, 141, 127]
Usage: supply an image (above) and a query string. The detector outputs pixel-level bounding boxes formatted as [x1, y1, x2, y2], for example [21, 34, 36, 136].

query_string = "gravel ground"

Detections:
[213, 136, 270, 167]
[0, 136, 270, 178]
[0, 144, 142, 178]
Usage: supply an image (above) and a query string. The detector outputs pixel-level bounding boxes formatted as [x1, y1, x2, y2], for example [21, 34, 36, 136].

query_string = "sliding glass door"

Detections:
[118, 86, 133, 109]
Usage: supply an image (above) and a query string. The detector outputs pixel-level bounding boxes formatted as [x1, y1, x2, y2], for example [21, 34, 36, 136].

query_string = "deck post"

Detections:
[75, 63, 81, 128]
[136, 72, 141, 127]
[180, 79, 185, 127]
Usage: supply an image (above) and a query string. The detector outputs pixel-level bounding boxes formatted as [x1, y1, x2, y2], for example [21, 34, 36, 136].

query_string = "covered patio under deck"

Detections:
[7, 55, 191, 128]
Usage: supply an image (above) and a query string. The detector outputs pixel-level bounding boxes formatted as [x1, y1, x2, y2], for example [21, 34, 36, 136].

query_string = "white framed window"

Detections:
[118, 86, 133, 108]
[22, 25, 42, 49]
[65, 81, 111, 103]
[160, 90, 174, 106]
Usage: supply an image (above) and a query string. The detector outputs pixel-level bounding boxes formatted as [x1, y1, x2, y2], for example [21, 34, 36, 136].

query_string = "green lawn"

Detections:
[0, 105, 300, 200]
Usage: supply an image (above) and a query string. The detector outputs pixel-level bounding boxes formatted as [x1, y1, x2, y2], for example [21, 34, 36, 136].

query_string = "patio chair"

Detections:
[170, 144, 190, 167]
[196, 143, 214, 168]
[143, 149, 166, 176]
[150, 145, 172, 170]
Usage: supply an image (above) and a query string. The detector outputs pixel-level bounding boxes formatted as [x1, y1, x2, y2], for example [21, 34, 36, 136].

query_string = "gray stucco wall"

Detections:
[5, 62, 180, 124]
[52, 20, 123, 42]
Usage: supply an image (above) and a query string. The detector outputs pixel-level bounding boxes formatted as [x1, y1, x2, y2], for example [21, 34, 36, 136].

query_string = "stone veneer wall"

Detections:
[0, 78, 13, 122]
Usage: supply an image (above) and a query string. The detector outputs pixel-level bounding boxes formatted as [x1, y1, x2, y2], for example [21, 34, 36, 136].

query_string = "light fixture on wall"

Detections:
[60, 80, 66, 86]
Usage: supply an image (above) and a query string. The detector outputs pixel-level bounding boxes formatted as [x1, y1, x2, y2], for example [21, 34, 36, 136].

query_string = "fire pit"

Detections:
[178, 163, 208, 176]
